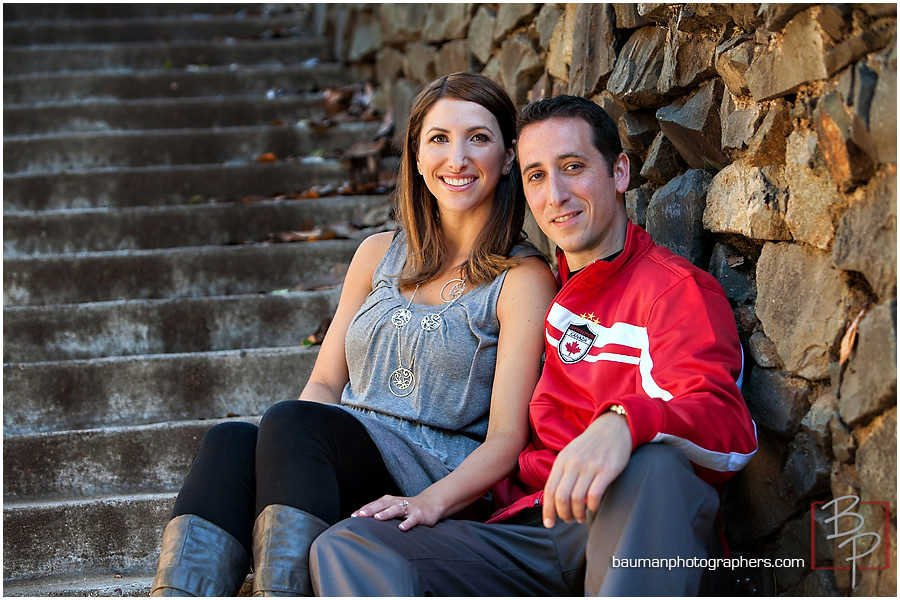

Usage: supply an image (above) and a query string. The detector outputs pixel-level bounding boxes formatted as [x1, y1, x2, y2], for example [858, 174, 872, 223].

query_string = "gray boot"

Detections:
[251, 504, 330, 596]
[150, 514, 250, 596]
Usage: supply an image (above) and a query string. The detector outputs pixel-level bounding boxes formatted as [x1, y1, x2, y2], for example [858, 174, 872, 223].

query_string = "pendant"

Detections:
[388, 367, 415, 397]
[390, 308, 412, 328]
[440, 278, 466, 303]
[421, 313, 442, 331]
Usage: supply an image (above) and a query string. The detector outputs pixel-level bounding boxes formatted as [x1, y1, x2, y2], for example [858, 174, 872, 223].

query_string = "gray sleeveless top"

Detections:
[339, 231, 543, 496]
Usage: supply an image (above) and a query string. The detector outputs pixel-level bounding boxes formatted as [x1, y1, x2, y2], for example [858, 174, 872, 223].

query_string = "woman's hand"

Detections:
[352, 494, 443, 531]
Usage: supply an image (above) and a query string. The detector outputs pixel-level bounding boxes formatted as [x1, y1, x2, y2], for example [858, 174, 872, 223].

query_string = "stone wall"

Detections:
[320, 3, 897, 595]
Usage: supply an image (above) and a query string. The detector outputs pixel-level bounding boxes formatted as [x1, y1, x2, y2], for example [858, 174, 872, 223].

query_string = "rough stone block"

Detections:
[614, 3, 648, 29]
[568, 3, 616, 97]
[703, 161, 791, 240]
[794, 570, 839, 597]
[636, 4, 671, 23]
[832, 170, 896, 301]
[744, 99, 791, 166]
[498, 34, 543, 106]
[749, 330, 782, 368]
[716, 35, 754, 96]
[847, 61, 878, 125]
[624, 185, 652, 229]
[744, 368, 812, 438]
[528, 71, 551, 103]
[800, 391, 835, 449]
[813, 92, 876, 191]
[784, 431, 831, 499]
[856, 406, 897, 514]
[639, 132, 686, 184]
[403, 41, 436, 84]
[467, 6, 496, 65]
[606, 26, 668, 108]
[869, 44, 897, 163]
[347, 13, 382, 62]
[480, 56, 502, 91]
[546, 5, 576, 81]
[734, 304, 759, 341]
[593, 90, 627, 125]
[708, 242, 755, 304]
[824, 17, 896, 75]
[375, 47, 405, 84]
[535, 4, 563, 51]
[775, 511, 829, 590]
[758, 3, 814, 31]
[745, 8, 835, 101]
[624, 150, 647, 189]
[434, 39, 471, 77]
[783, 128, 846, 250]
[659, 28, 717, 94]
[618, 111, 659, 153]
[379, 4, 427, 43]
[389, 78, 421, 149]
[831, 462, 861, 501]
[493, 2, 537, 41]
[829, 413, 856, 463]
[656, 78, 729, 169]
[423, 3, 473, 43]
[839, 299, 897, 426]
[645, 169, 712, 266]
[723, 433, 800, 544]
[721, 90, 763, 151]
[756, 242, 858, 380]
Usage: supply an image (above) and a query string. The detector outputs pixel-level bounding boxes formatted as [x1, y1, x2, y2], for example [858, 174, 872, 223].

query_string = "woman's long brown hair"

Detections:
[395, 72, 526, 288]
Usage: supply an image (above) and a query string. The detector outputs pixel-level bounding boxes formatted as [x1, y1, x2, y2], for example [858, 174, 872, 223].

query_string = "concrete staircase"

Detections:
[3, 4, 390, 595]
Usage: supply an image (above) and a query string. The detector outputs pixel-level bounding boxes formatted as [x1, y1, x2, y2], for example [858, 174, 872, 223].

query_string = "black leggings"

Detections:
[171, 400, 401, 552]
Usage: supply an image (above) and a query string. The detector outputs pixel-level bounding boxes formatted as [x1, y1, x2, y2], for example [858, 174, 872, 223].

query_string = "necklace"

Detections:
[387, 276, 466, 397]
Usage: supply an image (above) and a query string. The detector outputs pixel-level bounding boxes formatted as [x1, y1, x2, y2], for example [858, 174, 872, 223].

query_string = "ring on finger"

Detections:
[401, 499, 409, 516]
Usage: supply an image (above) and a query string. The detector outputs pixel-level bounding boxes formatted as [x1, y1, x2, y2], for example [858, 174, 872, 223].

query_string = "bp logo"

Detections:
[558, 322, 595, 364]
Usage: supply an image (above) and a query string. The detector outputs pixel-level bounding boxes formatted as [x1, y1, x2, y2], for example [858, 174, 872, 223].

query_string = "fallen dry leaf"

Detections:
[839, 303, 870, 365]
[256, 152, 278, 163]
[302, 317, 333, 346]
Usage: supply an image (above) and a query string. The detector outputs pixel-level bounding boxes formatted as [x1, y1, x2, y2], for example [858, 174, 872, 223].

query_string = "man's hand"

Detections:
[542, 411, 632, 528]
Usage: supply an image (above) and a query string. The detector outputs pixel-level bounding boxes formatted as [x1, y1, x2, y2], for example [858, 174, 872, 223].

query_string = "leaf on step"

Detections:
[303, 317, 333, 346]
[266, 226, 338, 243]
[839, 303, 870, 365]
[256, 152, 278, 163]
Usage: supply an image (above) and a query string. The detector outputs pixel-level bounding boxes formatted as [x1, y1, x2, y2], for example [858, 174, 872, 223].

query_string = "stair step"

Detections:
[3, 37, 331, 76]
[3, 13, 313, 46]
[2, 158, 362, 210]
[2, 493, 173, 584]
[4, 120, 382, 174]
[3, 62, 356, 104]
[4, 238, 358, 307]
[3, 346, 320, 435]
[3, 288, 341, 362]
[1, 573, 155, 598]
[3, 93, 327, 135]
[3, 194, 389, 257]
[2, 3, 262, 21]
[4, 417, 261, 502]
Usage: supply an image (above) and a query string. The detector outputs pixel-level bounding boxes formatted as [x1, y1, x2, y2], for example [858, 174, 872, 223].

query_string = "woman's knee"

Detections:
[258, 400, 347, 441]
[196, 421, 258, 460]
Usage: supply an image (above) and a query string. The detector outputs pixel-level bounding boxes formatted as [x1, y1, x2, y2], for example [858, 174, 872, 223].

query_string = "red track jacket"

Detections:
[489, 222, 758, 522]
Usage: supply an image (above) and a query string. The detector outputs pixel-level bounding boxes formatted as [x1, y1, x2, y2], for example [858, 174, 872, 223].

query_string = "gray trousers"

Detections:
[311, 444, 719, 596]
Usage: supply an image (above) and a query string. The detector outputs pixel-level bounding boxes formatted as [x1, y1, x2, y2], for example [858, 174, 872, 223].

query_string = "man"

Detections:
[310, 96, 758, 596]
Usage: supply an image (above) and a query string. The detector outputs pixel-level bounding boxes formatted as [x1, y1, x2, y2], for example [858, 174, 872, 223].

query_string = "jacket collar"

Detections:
[556, 221, 652, 287]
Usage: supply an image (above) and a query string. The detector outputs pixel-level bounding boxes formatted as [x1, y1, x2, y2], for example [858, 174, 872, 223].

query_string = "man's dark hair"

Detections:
[517, 95, 622, 174]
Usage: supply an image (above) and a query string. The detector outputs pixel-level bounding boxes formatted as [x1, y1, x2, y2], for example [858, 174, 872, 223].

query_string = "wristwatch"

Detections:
[607, 404, 627, 417]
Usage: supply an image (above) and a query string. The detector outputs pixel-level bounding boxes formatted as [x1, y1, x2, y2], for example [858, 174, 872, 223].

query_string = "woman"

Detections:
[150, 72, 557, 596]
